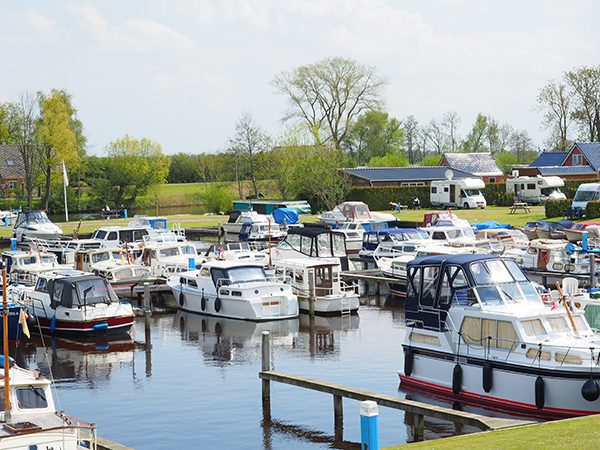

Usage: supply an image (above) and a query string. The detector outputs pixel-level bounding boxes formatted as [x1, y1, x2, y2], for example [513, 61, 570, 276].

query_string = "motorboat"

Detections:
[1, 250, 71, 286]
[423, 224, 503, 254]
[318, 201, 395, 225]
[222, 210, 284, 242]
[421, 211, 470, 228]
[32, 238, 103, 265]
[203, 242, 270, 267]
[73, 248, 155, 288]
[521, 221, 542, 241]
[90, 226, 149, 249]
[0, 209, 18, 226]
[129, 215, 186, 242]
[18, 270, 135, 336]
[564, 222, 600, 244]
[400, 253, 600, 419]
[12, 211, 62, 243]
[274, 257, 359, 315]
[167, 260, 299, 321]
[358, 228, 431, 260]
[271, 227, 352, 270]
[535, 220, 573, 240]
[475, 229, 530, 249]
[139, 242, 200, 278]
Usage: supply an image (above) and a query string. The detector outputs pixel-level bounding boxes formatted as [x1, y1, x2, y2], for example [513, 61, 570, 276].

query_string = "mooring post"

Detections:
[308, 271, 316, 316]
[413, 413, 424, 441]
[360, 400, 379, 450]
[334, 394, 343, 442]
[590, 254, 596, 288]
[143, 282, 151, 314]
[262, 331, 271, 407]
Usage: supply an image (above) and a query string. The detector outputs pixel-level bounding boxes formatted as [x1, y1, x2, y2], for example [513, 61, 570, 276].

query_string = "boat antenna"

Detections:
[2, 262, 12, 421]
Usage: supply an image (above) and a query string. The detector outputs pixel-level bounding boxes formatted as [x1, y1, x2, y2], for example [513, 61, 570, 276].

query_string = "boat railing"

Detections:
[0, 414, 97, 448]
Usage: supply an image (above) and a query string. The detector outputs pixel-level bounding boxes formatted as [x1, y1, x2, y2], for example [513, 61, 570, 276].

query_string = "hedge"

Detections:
[586, 201, 600, 219]
[545, 199, 571, 218]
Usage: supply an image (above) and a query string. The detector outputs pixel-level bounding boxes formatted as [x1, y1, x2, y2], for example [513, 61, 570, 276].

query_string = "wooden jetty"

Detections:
[340, 268, 396, 297]
[259, 331, 532, 442]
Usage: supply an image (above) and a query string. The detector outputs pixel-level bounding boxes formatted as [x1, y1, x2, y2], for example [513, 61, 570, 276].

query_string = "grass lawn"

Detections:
[389, 414, 600, 449]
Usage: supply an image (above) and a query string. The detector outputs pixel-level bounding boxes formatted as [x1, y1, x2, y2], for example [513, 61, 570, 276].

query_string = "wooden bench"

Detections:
[509, 202, 531, 214]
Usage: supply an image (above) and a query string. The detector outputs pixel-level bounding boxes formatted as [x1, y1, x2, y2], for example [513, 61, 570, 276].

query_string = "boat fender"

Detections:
[452, 364, 462, 395]
[404, 348, 414, 376]
[201, 288, 206, 311]
[483, 361, 493, 393]
[582, 378, 600, 402]
[535, 376, 545, 409]
[50, 315, 57, 334]
[179, 292, 185, 307]
[215, 297, 222, 313]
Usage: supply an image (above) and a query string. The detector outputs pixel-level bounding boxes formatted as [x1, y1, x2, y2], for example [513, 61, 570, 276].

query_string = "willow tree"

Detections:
[272, 57, 385, 150]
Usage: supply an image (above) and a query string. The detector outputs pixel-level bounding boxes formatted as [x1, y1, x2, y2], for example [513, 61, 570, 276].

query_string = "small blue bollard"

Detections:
[10, 237, 17, 252]
[123, 208, 128, 219]
[188, 257, 196, 270]
[360, 400, 379, 450]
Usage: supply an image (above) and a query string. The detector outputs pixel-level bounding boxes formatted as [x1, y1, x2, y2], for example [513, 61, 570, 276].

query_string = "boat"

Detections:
[90, 225, 150, 249]
[535, 220, 573, 240]
[423, 224, 504, 254]
[128, 215, 186, 242]
[12, 211, 63, 243]
[1, 250, 71, 286]
[203, 242, 270, 267]
[167, 260, 299, 321]
[400, 253, 600, 419]
[318, 201, 395, 225]
[475, 228, 529, 249]
[18, 270, 135, 336]
[139, 241, 200, 278]
[564, 222, 600, 243]
[0, 209, 18, 226]
[331, 222, 364, 255]
[358, 228, 431, 260]
[274, 257, 359, 315]
[221, 210, 284, 242]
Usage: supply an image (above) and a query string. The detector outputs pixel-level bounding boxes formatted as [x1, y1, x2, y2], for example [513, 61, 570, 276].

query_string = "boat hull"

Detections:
[0, 306, 23, 341]
[297, 294, 359, 316]
[29, 314, 134, 336]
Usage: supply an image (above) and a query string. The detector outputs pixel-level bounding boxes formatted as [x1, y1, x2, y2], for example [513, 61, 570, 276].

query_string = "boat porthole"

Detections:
[482, 361, 493, 393]
[215, 297, 222, 313]
[582, 378, 600, 402]
[179, 292, 185, 307]
[201, 297, 206, 311]
[535, 376, 545, 409]
[452, 364, 462, 395]
[255, 290, 259, 294]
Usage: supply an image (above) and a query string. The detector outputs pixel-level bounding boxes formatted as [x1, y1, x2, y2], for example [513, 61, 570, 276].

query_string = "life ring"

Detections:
[179, 292, 185, 307]
[215, 297, 222, 313]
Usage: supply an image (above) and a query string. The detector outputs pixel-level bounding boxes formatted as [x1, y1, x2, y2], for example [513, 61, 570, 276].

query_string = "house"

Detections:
[438, 152, 505, 183]
[342, 166, 476, 187]
[0, 145, 25, 193]
[517, 143, 600, 179]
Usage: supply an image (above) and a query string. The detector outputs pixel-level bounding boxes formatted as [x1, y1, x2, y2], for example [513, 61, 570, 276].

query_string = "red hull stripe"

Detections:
[34, 315, 134, 331]
[399, 375, 600, 419]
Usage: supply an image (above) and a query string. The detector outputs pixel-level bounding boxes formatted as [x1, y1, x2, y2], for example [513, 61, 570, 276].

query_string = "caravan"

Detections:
[572, 183, 600, 210]
[506, 175, 566, 204]
[430, 172, 486, 209]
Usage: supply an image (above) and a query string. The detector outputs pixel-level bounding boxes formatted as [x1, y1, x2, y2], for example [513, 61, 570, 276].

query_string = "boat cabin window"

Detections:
[107, 232, 118, 241]
[21, 256, 37, 266]
[284, 234, 301, 251]
[182, 245, 196, 255]
[521, 319, 546, 337]
[431, 232, 446, 240]
[113, 268, 133, 280]
[75, 278, 118, 306]
[421, 266, 440, 308]
[228, 266, 266, 284]
[188, 279, 198, 288]
[41, 255, 55, 264]
[35, 278, 49, 293]
[547, 316, 570, 333]
[440, 266, 468, 305]
[93, 230, 107, 239]
[92, 252, 110, 263]
[301, 236, 313, 255]
[16, 387, 48, 409]
[200, 267, 210, 277]
[460, 317, 517, 350]
[318, 233, 333, 257]
[332, 234, 345, 256]
[160, 247, 181, 258]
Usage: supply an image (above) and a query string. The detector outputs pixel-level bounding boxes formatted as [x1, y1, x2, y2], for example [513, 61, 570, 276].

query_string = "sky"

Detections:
[0, 0, 598, 155]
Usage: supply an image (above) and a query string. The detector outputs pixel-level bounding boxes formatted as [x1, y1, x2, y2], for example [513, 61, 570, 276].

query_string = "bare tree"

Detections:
[272, 57, 385, 150]
[423, 119, 447, 154]
[536, 81, 572, 149]
[228, 112, 271, 199]
[565, 65, 600, 142]
[402, 115, 420, 164]
[509, 129, 534, 162]
[441, 111, 461, 152]
[4, 93, 40, 208]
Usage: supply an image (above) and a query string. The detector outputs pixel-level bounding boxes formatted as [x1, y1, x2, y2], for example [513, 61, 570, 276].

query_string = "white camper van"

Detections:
[572, 183, 600, 210]
[430, 174, 486, 209]
[506, 175, 566, 204]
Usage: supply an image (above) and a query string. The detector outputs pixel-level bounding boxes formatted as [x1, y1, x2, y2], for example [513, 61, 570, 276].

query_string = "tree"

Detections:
[344, 110, 404, 165]
[441, 112, 460, 152]
[536, 81, 572, 150]
[508, 129, 534, 163]
[423, 119, 447, 154]
[36, 90, 85, 210]
[367, 153, 408, 167]
[401, 116, 421, 164]
[168, 153, 200, 183]
[420, 154, 442, 166]
[92, 135, 170, 206]
[228, 112, 271, 199]
[272, 57, 385, 150]
[461, 113, 488, 152]
[3, 93, 40, 208]
[564, 65, 600, 142]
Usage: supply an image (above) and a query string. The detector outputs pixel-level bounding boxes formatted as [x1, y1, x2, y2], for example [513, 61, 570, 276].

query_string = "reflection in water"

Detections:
[299, 314, 360, 358]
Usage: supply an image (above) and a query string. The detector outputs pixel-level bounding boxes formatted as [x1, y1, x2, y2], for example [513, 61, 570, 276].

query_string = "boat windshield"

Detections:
[41, 255, 55, 264]
[181, 245, 196, 255]
[392, 230, 429, 241]
[92, 252, 111, 263]
[27, 212, 51, 224]
[76, 278, 118, 305]
[93, 230, 107, 239]
[469, 259, 539, 305]
[160, 247, 182, 258]
[227, 266, 266, 284]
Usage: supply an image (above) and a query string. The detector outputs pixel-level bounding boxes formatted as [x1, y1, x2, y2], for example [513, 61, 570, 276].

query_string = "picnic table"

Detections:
[509, 202, 531, 214]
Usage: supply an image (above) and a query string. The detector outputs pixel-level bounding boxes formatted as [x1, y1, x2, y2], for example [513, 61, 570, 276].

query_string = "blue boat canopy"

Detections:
[472, 221, 512, 231]
[273, 208, 299, 225]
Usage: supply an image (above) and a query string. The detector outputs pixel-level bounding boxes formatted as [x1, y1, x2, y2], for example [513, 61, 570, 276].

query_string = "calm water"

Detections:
[49, 205, 208, 223]
[12, 300, 489, 449]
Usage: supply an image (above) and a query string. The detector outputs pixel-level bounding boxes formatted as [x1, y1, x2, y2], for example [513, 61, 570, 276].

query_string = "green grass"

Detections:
[389, 415, 600, 449]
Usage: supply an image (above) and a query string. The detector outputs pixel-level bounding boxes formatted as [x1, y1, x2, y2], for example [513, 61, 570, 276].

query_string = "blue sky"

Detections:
[0, 0, 597, 155]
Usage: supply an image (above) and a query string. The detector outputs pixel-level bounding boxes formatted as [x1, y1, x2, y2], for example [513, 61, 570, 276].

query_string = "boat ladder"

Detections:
[340, 296, 351, 315]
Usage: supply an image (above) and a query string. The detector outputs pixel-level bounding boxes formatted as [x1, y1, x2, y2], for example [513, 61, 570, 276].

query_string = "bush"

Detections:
[201, 184, 234, 214]
[348, 185, 431, 211]
[586, 201, 600, 219]
[545, 199, 571, 218]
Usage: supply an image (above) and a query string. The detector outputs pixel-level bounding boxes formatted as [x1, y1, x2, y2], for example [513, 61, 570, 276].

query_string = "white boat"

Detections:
[423, 224, 503, 254]
[274, 257, 359, 315]
[222, 211, 285, 243]
[12, 211, 63, 243]
[73, 248, 155, 288]
[332, 222, 364, 255]
[359, 228, 431, 260]
[139, 242, 200, 278]
[18, 270, 135, 336]
[1, 250, 71, 285]
[167, 260, 299, 321]
[203, 242, 270, 267]
[401, 253, 600, 419]
[0, 209, 18, 226]
[89, 226, 150, 249]
[318, 201, 395, 225]
[0, 362, 97, 449]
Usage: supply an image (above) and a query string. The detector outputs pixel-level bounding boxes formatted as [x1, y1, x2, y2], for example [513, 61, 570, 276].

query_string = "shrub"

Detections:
[201, 184, 234, 214]
[545, 199, 571, 218]
[348, 186, 431, 211]
[586, 201, 600, 219]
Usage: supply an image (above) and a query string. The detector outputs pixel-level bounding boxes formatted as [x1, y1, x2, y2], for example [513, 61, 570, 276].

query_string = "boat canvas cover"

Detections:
[473, 221, 511, 231]
[273, 208, 299, 225]
[48, 275, 118, 308]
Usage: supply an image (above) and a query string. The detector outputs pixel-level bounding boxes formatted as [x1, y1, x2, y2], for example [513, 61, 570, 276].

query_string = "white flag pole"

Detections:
[62, 160, 69, 222]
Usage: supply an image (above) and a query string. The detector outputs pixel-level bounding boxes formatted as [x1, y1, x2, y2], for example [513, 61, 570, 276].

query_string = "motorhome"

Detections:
[430, 176, 486, 209]
[506, 175, 566, 204]
[572, 183, 600, 210]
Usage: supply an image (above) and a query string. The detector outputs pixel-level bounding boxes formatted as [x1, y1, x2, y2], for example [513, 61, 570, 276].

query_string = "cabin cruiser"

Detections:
[17, 270, 135, 336]
[318, 201, 395, 226]
[564, 222, 600, 244]
[274, 257, 359, 315]
[535, 220, 573, 240]
[475, 229, 530, 249]
[222, 210, 283, 242]
[423, 224, 503, 254]
[129, 215, 186, 242]
[358, 228, 431, 260]
[271, 227, 352, 270]
[238, 220, 286, 243]
[1, 250, 71, 286]
[139, 242, 200, 278]
[203, 242, 270, 267]
[0, 209, 18, 226]
[90, 226, 149, 249]
[0, 363, 97, 449]
[167, 261, 299, 321]
[12, 211, 63, 243]
[400, 254, 600, 418]
[74, 248, 155, 288]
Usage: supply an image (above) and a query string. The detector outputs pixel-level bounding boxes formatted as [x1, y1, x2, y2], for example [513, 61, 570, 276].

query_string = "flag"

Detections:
[19, 309, 30, 339]
[62, 160, 69, 187]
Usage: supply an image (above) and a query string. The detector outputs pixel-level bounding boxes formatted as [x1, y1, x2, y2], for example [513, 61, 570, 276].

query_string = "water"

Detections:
[13, 301, 488, 449]
[49, 205, 208, 223]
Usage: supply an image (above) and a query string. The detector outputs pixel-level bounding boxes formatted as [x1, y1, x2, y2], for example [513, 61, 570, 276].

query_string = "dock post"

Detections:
[143, 282, 152, 377]
[262, 331, 271, 408]
[590, 254, 596, 288]
[360, 400, 379, 450]
[413, 413, 424, 441]
[334, 394, 343, 442]
[143, 282, 151, 314]
[308, 271, 316, 316]
[10, 238, 17, 252]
